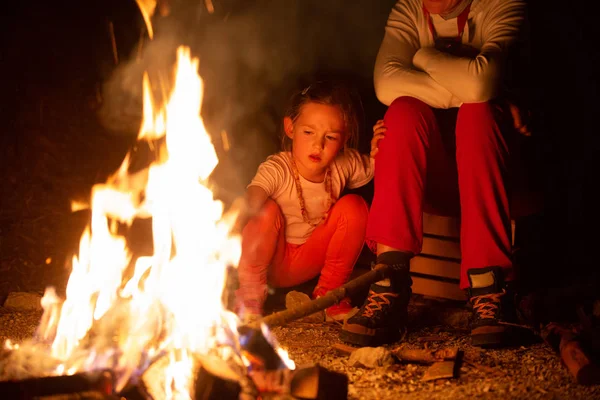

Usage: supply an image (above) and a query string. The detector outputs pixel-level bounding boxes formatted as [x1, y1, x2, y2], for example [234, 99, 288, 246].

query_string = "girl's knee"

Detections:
[243, 198, 282, 233]
[331, 194, 369, 222]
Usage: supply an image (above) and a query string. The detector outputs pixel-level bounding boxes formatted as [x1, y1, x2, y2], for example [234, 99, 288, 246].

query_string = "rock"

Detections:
[3, 292, 43, 311]
[348, 347, 395, 369]
[285, 291, 324, 323]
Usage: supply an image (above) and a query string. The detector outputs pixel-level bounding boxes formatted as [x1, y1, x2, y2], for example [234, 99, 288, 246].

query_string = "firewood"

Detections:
[421, 361, 456, 381]
[541, 322, 600, 385]
[334, 343, 458, 366]
[394, 347, 458, 364]
[0, 369, 114, 399]
[140, 353, 245, 400]
[289, 364, 348, 400]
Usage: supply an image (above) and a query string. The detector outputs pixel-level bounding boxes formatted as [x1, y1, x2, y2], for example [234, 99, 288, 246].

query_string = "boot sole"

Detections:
[471, 331, 509, 348]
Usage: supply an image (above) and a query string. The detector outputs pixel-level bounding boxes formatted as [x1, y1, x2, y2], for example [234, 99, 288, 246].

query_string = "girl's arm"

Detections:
[245, 185, 269, 218]
[233, 185, 269, 234]
[233, 153, 285, 233]
[345, 149, 375, 190]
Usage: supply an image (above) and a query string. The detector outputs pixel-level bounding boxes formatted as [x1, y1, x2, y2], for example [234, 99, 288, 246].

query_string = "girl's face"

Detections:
[284, 102, 346, 182]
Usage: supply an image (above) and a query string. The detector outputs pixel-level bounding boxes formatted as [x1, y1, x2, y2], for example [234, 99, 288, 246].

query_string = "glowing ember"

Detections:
[1, 46, 293, 398]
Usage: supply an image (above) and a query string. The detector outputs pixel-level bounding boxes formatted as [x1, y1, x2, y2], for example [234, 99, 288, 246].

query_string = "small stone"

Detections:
[285, 291, 324, 322]
[440, 307, 471, 330]
[348, 347, 395, 369]
[3, 292, 43, 311]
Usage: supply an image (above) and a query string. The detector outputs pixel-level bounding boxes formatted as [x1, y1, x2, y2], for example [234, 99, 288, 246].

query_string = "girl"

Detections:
[236, 80, 384, 322]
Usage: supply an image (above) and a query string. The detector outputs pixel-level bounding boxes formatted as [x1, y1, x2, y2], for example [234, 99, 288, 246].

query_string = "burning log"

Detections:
[238, 326, 290, 371]
[193, 358, 243, 400]
[139, 349, 347, 400]
[255, 264, 394, 328]
[246, 364, 348, 399]
[0, 370, 115, 399]
[139, 352, 249, 400]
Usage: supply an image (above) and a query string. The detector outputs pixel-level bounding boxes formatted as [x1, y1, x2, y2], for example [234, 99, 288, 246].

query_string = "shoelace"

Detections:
[362, 290, 399, 318]
[472, 290, 505, 319]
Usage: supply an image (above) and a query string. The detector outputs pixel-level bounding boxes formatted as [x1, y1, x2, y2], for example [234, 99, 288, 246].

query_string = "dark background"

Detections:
[0, 0, 597, 299]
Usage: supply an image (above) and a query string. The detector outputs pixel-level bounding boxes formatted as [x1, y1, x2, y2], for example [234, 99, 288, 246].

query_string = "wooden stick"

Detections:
[332, 343, 358, 355]
[254, 264, 393, 328]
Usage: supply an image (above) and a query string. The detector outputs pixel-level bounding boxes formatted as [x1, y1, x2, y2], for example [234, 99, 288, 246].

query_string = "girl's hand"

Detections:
[370, 119, 386, 158]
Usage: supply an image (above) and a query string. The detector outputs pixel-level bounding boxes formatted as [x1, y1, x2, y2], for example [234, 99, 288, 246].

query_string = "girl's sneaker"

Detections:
[312, 287, 358, 322]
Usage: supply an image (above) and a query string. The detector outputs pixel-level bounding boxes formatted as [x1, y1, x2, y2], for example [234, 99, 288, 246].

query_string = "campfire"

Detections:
[0, 41, 347, 399]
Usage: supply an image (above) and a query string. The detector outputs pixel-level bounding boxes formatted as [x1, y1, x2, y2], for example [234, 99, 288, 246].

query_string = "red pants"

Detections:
[238, 194, 368, 312]
[366, 96, 515, 289]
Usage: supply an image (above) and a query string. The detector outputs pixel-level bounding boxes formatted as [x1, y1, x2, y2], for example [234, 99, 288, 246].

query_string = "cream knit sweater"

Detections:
[374, 0, 527, 109]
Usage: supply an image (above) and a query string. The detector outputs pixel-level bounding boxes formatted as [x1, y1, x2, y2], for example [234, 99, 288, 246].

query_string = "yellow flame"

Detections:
[135, 0, 157, 40]
[4, 44, 294, 399]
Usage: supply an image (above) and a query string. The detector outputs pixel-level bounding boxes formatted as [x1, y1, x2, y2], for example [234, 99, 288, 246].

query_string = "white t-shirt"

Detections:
[249, 150, 374, 244]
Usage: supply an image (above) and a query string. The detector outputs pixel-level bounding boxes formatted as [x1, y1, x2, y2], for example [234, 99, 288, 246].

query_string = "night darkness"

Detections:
[0, 0, 598, 302]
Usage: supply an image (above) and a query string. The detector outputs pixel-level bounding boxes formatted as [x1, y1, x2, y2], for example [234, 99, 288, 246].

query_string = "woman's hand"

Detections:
[508, 101, 532, 137]
[435, 39, 479, 58]
[370, 119, 386, 158]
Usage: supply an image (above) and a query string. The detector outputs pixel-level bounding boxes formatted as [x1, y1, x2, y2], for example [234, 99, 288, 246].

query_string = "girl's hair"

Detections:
[281, 80, 362, 151]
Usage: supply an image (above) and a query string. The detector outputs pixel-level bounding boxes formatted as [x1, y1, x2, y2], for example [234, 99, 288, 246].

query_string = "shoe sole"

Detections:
[326, 307, 359, 323]
[339, 327, 403, 347]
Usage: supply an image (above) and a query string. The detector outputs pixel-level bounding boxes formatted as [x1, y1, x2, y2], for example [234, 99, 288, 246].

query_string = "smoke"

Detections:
[97, 0, 395, 204]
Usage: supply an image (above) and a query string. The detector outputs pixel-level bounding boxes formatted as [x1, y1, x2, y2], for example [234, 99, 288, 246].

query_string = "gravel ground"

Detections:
[273, 321, 600, 400]
[1, 300, 600, 400]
